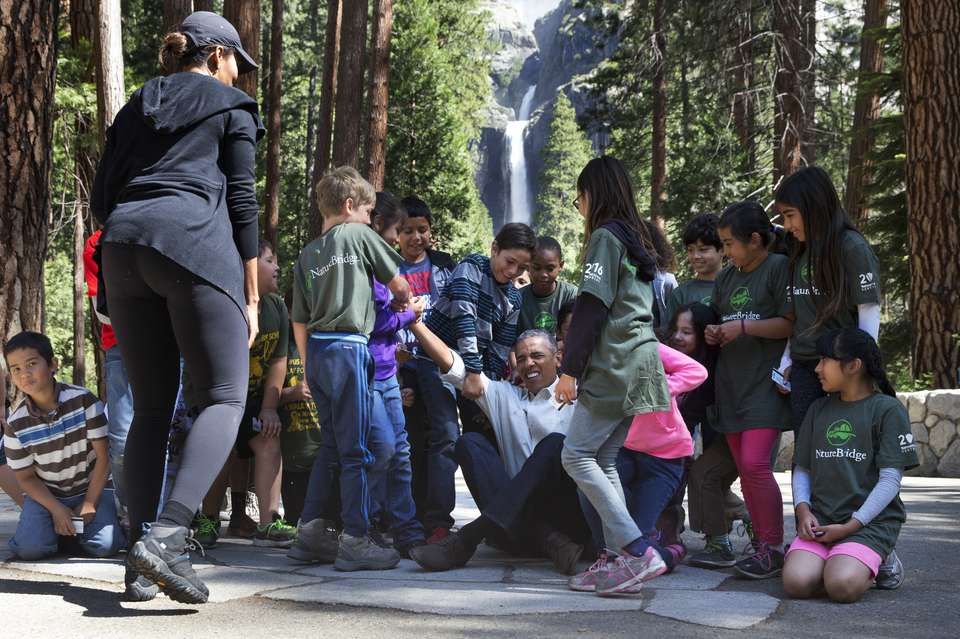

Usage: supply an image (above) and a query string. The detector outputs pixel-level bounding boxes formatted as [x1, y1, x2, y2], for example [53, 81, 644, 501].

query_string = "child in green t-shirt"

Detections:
[784, 328, 917, 603]
[666, 212, 724, 322]
[517, 236, 578, 335]
[287, 166, 412, 572]
[555, 156, 672, 596]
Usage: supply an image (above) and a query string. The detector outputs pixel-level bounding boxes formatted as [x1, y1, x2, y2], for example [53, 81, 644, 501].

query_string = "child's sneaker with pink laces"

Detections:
[568, 552, 611, 592]
[596, 547, 667, 595]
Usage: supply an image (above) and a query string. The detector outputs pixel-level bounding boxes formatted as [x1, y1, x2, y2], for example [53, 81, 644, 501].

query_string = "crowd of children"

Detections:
[0, 158, 917, 606]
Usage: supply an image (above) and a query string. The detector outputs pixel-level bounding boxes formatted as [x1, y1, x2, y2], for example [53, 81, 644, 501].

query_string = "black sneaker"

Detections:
[396, 539, 426, 560]
[689, 536, 737, 569]
[734, 541, 784, 579]
[123, 566, 159, 602]
[875, 549, 904, 590]
[408, 532, 475, 571]
[128, 523, 209, 604]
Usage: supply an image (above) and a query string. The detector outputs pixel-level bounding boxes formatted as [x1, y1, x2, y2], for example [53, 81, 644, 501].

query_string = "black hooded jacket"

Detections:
[92, 72, 265, 315]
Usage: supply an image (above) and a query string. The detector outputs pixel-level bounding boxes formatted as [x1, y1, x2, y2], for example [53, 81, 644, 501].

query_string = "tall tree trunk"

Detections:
[649, 0, 667, 228]
[902, 0, 960, 389]
[773, 0, 810, 182]
[194, 0, 214, 12]
[800, 0, 816, 164]
[364, 0, 392, 190]
[224, 0, 260, 99]
[310, 0, 342, 237]
[72, 0, 98, 387]
[263, 0, 283, 252]
[0, 0, 58, 344]
[844, 0, 888, 225]
[163, 0, 193, 32]
[96, 0, 126, 145]
[304, 63, 318, 245]
[331, 0, 368, 169]
[732, 0, 756, 169]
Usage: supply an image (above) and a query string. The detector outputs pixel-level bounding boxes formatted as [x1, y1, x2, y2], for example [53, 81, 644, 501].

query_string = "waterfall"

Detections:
[505, 85, 536, 226]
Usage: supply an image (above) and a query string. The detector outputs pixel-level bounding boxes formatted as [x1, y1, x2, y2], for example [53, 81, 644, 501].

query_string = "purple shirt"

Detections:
[370, 279, 417, 380]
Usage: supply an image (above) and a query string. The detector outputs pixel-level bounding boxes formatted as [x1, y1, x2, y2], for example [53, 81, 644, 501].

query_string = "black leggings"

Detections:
[102, 243, 248, 543]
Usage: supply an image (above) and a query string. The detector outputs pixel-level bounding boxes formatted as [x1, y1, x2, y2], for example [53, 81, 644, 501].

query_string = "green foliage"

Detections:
[385, 0, 494, 259]
[536, 92, 593, 277]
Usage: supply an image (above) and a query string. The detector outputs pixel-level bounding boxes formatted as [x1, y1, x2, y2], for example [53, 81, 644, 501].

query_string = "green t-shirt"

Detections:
[292, 222, 401, 334]
[791, 231, 881, 361]
[795, 393, 918, 556]
[577, 229, 670, 418]
[665, 278, 715, 323]
[278, 333, 323, 473]
[517, 280, 578, 334]
[248, 293, 289, 395]
[711, 253, 792, 432]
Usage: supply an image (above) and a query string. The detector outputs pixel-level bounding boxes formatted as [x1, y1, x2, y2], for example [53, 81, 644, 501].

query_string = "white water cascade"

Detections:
[505, 85, 537, 226]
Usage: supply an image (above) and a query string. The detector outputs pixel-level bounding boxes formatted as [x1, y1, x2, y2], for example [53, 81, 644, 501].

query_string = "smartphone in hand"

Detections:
[771, 368, 791, 391]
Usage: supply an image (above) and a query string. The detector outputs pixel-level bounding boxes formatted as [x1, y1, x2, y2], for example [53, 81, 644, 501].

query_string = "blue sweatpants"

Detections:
[301, 333, 376, 537]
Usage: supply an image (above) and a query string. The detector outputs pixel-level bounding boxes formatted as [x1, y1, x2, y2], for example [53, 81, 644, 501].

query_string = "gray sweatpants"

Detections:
[561, 403, 642, 551]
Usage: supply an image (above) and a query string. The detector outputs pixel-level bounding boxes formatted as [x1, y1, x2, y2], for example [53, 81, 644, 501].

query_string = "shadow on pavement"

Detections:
[0, 578, 198, 618]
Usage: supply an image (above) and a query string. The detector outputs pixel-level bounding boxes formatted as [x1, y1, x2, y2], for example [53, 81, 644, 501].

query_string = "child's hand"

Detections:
[704, 324, 721, 345]
[776, 366, 792, 395]
[390, 296, 410, 312]
[258, 408, 282, 438]
[75, 500, 97, 525]
[288, 382, 312, 403]
[400, 387, 415, 408]
[410, 296, 427, 320]
[717, 321, 744, 346]
[812, 520, 860, 544]
[463, 373, 485, 400]
[555, 374, 578, 406]
[53, 503, 77, 536]
[796, 503, 819, 540]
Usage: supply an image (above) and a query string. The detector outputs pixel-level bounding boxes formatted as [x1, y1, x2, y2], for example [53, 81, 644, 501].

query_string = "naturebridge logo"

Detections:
[826, 419, 856, 446]
[730, 286, 752, 311]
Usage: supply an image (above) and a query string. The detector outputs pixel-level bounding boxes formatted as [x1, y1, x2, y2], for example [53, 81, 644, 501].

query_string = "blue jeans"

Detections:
[104, 345, 133, 508]
[415, 358, 459, 530]
[368, 376, 424, 546]
[9, 488, 124, 560]
[301, 334, 375, 537]
[581, 449, 684, 560]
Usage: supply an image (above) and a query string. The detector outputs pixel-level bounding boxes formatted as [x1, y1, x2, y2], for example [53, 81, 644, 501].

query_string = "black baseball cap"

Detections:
[180, 11, 258, 75]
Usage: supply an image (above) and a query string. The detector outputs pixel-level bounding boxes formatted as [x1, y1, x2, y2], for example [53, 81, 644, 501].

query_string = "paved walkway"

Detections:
[2, 473, 958, 637]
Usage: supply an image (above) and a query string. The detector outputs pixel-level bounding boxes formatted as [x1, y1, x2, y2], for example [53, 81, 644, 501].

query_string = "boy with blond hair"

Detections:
[287, 167, 412, 571]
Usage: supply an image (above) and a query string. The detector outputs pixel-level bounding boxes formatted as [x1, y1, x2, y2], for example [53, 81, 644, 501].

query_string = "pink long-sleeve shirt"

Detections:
[623, 343, 707, 459]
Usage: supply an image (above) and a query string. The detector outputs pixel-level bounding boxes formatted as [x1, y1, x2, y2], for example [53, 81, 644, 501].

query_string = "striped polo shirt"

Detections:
[2, 382, 108, 497]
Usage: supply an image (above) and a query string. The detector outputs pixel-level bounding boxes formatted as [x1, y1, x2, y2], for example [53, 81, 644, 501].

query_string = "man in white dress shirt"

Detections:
[406, 322, 590, 575]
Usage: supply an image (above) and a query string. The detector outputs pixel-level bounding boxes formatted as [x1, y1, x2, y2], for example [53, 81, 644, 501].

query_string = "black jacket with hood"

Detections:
[92, 72, 265, 315]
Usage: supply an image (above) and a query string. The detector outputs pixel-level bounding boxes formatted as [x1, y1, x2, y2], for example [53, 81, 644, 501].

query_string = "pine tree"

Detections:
[536, 93, 593, 274]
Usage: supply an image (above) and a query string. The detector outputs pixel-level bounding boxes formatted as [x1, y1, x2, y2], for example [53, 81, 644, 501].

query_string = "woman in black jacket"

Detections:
[91, 12, 263, 604]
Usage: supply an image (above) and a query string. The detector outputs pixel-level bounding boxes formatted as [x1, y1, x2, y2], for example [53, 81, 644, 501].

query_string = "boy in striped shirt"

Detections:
[2, 331, 122, 560]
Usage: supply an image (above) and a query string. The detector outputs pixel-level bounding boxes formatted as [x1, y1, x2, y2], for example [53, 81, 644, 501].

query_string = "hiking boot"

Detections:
[568, 552, 612, 592]
[122, 566, 159, 602]
[596, 547, 666, 595]
[253, 518, 297, 548]
[426, 526, 450, 545]
[191, 513, 221, 550]
[334, 533, 401, 571]
[369, 528, 393, 550]
[408, 531, 474, 571]
[542, 530, 584, 576]
[656, 504, 686, 547]
[226, 512, 258, 539]
[689, 536, 736, 569]
[287, 518, 339, 563]
[396, 539, 426, 560]
[127, 523, 209, 604]
[734, 541, 784, 580]
[875, 549, 904, 590]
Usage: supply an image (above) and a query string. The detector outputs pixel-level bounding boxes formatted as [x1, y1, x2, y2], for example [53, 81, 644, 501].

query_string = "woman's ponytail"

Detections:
[159, 32, 190, 75]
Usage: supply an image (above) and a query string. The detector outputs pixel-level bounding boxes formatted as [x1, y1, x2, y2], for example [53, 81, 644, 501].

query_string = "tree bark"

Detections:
[773, 0, 811, 182]
[844, 0, 888, 225]
[96, 0, 126, 145]
[902, 0, 960, 389]
[163, 0, 193, 32]
[263, 0, 284, 253]
[224, 0, 260, 99]
[194, 0, 214, 12]
[800, 0, 816, 164]
[310, 0, 342, 237]
[731, 0, 756, 169]
[331, 0, 368, 169]
[364, 0, 392, 190]
[649, 0, 667, 228]
[0, 0, 58, 344]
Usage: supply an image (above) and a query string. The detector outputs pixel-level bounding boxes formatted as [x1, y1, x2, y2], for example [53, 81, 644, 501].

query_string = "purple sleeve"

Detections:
[371, 280, 417, 338]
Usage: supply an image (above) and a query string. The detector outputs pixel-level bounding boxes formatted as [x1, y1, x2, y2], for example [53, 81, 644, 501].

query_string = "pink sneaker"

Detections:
[568, 552, 611, 592]
[596, 547, 667, 595]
